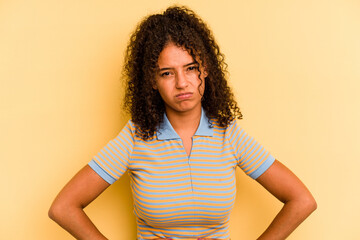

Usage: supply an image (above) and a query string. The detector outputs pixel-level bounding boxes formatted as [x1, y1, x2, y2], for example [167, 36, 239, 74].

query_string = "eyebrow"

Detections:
[157, 61, 198, 72]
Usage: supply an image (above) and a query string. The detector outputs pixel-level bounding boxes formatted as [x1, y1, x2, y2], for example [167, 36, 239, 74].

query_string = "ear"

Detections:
[152, 82, 158, 90]
[203, 70, 208, 78]
[200, 60, 208, 77]
[202, 66, 208, 78]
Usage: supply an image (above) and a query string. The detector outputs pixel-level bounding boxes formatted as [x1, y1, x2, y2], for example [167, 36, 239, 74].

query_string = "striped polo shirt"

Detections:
[89, 108, 275, 240]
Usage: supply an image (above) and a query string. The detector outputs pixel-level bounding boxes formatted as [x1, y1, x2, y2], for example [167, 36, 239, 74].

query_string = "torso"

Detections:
[130, 124, 236, 239]
[165, 106, 201, 157]
[90, 116, 275, 239]
[180, 136, 193, 156]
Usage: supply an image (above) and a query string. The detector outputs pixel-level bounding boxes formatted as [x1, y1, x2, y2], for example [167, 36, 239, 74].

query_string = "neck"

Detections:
[165, 107, 202, 137]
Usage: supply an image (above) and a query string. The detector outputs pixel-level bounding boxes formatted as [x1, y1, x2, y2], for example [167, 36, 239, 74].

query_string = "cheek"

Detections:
[157, 84, 171, 100]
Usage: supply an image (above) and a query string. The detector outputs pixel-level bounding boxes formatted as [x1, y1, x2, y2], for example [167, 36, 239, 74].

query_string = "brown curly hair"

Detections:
[123, 6, 242, 139]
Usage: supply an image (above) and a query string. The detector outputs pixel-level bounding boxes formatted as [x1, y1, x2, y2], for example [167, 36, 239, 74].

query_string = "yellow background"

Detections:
[1, 0, 359, 239]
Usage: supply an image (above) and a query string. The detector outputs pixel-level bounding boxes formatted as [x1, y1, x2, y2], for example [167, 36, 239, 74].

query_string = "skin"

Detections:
[48, 165, 110, 240]
[154, 42, 207, 117]
[154, 42, 207, 155]
[49, 42, 316, 240]
[256, 161, 317, 239]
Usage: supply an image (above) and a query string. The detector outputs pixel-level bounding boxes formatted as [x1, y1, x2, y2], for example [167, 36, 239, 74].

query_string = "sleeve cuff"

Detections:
[249, 155, 276, 179]
[88, 160, 117, 184]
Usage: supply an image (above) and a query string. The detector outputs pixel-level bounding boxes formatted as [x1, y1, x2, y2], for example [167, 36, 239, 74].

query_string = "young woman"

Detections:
[49, 6, 316, 240]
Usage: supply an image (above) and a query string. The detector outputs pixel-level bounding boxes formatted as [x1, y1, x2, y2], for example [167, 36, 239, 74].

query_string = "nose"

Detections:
[175, 70, 188, 89]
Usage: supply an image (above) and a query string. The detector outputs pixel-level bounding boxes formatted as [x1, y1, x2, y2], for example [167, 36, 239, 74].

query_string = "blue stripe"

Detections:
[89, 118, 275, 239]
[97, 150, 127, 173]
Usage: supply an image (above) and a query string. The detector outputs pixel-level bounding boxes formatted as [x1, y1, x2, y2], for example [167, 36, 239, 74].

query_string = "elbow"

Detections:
[301, 194, 317, 216]
[48, 199, 84, 224]
[48, 202, 61, 222]
[308, 196, 317, 213]
[285, 193, 317, 218]
[48, 200, 70, 223]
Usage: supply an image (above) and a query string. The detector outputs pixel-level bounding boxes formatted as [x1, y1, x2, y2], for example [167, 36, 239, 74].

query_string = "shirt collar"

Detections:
[156, 108, 213, 140]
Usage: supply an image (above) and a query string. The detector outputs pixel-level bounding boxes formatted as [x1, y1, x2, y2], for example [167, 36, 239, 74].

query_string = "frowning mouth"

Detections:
[176, 92, 193, 100]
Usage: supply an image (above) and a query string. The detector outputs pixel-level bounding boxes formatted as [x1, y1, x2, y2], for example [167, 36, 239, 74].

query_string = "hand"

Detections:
[151, 238, 224, 240]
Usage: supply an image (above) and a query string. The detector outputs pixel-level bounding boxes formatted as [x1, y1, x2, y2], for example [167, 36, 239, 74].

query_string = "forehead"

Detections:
[157, 42, 195, 67]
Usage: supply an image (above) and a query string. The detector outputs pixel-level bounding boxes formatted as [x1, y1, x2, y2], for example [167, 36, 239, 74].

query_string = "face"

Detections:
[154, 42, 207, 116]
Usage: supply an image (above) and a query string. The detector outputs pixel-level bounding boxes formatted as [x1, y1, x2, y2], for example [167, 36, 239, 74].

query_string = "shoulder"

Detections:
[127, 119, 158, 141]
[219, 119, 245, 142]
[210, 118, 239, 132]
[207, 118, 240, 139]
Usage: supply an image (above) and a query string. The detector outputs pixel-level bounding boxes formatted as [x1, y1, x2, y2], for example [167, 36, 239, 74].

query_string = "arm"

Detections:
[256, 160, 317, 240]
[48, 165, 110, 240]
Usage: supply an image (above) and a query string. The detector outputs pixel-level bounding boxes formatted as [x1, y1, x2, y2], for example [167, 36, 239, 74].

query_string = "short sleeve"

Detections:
[88, 120, 134, 184]
[227, 121, 275, 179]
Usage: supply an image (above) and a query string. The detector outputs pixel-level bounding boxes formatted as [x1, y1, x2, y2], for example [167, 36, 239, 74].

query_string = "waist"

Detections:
[150, 238, 229, 240]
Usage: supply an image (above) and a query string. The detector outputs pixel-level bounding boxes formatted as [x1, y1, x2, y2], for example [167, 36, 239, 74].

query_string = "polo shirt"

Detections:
[89, 108, 275, 240]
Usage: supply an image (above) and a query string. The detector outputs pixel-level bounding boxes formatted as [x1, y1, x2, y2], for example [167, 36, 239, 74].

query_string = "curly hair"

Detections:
[123, 6, 242, 139]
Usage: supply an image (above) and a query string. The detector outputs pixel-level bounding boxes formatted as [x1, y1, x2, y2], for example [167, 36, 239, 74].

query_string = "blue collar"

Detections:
[156, 108, 213, 140]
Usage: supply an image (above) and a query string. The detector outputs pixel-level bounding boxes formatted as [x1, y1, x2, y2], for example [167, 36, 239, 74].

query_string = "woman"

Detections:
[49, 6, 316, 240]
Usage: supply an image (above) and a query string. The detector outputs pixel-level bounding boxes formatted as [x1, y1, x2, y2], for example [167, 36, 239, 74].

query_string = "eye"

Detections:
[187, 65, 199, 71]
[160, 71, 171, 77]
[188, 66, 197, 71]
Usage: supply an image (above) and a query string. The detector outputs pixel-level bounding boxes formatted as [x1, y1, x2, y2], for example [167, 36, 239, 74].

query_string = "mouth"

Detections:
[176, 92, 193, 100]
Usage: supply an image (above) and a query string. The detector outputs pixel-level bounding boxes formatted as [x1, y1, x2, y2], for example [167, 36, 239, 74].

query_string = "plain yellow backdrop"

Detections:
[1, 0, 359, 239]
